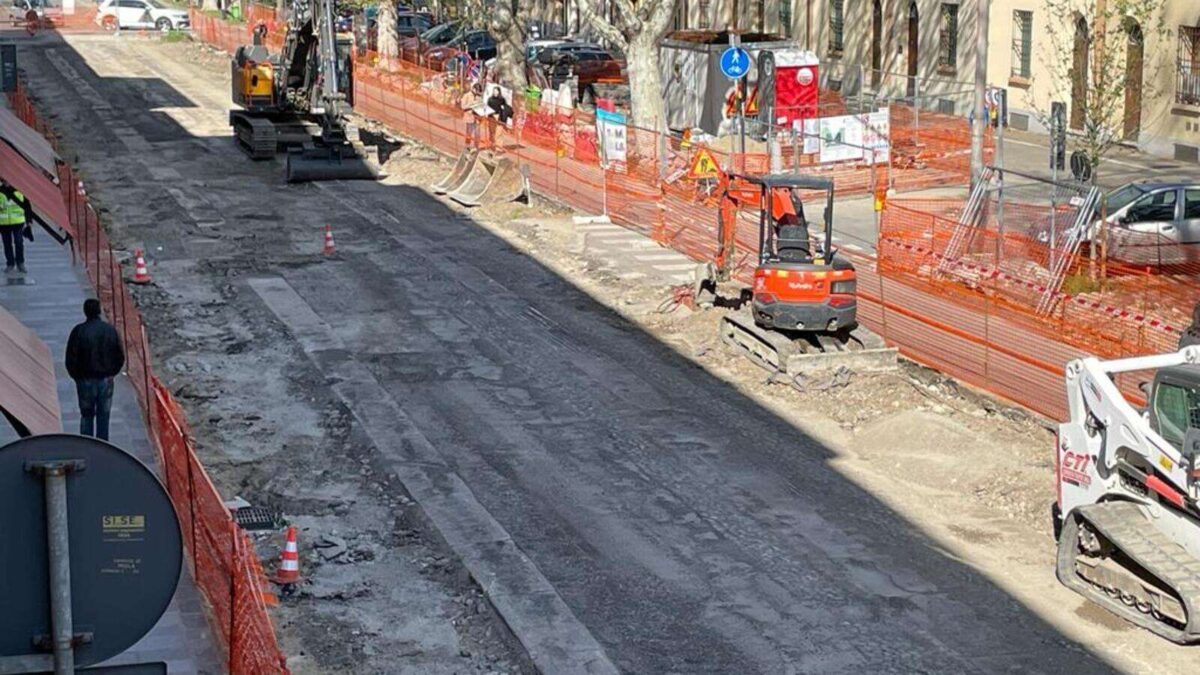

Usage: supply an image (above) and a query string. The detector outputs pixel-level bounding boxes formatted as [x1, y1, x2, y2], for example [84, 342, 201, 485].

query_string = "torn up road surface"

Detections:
[16, 32, 1126, 674]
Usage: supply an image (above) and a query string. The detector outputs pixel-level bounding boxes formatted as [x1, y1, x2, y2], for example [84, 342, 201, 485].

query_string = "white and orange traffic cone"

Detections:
[131, 249, 151, 284]
[272, 525, 301, 589]
[322, 225, 336, 256]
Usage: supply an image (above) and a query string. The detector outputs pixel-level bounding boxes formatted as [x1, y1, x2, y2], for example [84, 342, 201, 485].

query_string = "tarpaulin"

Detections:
[0, 303, 61, 437]
[0, 104, 60, 177]
[0, 140, 72, 237]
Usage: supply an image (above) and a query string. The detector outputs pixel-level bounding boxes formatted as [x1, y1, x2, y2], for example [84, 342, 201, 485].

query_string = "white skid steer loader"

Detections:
[1056, 346, 1200, 643]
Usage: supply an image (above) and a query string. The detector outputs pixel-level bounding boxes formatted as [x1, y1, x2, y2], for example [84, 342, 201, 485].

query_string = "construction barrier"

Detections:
[8, 81, 289, 675]
[191, 15, 1175, 423]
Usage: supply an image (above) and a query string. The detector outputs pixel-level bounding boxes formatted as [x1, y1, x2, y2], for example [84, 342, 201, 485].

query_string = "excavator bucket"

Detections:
[284, 146, 379, 183]
[432, 149, 478, 194]
[447, 154, 526, 207]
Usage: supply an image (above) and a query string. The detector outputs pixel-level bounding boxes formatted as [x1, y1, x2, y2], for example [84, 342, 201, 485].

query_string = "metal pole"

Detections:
[1051, 161, 1058, 274]
[996, 115, 1005, 265]
[43, 465, 75, 675]
[969, 0, 990, 187]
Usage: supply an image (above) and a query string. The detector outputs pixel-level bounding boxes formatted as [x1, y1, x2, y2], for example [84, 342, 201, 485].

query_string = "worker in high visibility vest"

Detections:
[0, 181, 32, 275]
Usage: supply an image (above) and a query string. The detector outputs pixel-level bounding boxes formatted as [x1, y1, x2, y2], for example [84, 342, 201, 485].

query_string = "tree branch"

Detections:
[611, 0, 642, 32]
[573, 0, 628, 49]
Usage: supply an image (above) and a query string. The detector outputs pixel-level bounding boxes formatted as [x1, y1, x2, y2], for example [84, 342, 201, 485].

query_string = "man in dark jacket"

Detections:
[65, 299, 125, 440]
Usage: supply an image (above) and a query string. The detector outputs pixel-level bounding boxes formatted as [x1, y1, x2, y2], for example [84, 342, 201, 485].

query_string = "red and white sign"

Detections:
[773, 50, 820, 130]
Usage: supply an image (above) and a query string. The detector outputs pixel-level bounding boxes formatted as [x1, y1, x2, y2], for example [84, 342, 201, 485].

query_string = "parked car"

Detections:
[530, 42, 625, 106]
[365, 10, 433, 50]
[424, 29, 496, 70]
[1104, 182, 1200, 243]
[1033, 182, 1200, 247]
[95, 0, 189, 30]
[4, 0, 42, 26]
[397, 20, 461, 62]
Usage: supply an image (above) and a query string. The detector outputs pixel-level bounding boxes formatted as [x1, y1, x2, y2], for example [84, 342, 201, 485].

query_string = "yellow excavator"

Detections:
[230, 0, 377, 182]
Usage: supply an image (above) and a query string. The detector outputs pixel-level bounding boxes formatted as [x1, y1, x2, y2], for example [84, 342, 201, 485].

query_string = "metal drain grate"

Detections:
[233, 506, 279, 531]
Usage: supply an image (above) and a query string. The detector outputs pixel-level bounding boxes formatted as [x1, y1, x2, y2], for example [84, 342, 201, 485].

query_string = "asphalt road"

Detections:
[13, 32, 1124, 673]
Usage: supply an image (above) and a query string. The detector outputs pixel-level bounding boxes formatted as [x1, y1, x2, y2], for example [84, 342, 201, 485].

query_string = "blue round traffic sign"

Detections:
[719, 47, 751, 80]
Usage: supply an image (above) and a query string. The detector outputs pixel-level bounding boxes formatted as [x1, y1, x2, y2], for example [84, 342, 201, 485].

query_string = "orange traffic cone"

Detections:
[322, 225, 336, 256]
[273, 525, 301, 588]
[131, 249, 151, 284]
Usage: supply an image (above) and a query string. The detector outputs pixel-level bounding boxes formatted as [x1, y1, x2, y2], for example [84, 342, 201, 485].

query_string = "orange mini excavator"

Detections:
[694, 173, 895, 376]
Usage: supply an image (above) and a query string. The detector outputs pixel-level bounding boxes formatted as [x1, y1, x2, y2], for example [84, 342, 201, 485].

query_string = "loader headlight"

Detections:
[830, 280, 856, 295]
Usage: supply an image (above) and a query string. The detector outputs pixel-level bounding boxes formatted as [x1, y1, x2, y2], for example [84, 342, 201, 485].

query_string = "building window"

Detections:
[829, 0, 844, 55]
[1179, 26, 1200, 106]
[938, 3, 959, 72]
[1011, 10, 1033, 79]
[697, 0, 710, 29]
[779, 0, 792, 37]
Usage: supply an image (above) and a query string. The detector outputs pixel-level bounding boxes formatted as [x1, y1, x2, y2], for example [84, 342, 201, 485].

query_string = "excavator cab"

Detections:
[741, 175, 857, 334]
[701, 172, 896, 377]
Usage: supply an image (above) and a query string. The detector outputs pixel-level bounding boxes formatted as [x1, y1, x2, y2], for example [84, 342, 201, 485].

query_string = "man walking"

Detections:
[0, 180, 32, 275]
[65, 299, 125, 441]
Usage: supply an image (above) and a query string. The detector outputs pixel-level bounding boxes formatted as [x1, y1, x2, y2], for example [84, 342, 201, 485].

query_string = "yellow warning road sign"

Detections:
[687, 148, 722, 180]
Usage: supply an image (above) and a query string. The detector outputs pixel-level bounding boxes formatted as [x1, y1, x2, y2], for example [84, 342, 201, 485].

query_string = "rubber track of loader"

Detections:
[1059, 500, 1200, 643]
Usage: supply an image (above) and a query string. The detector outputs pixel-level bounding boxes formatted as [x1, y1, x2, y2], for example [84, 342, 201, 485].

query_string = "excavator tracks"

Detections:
[719, 311, 897, 381]
[232, 114, 278, 160]
[1058, 500, 1200, 644]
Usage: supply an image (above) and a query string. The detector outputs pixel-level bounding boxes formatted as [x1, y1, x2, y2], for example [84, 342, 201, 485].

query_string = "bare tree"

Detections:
[490, 1, 532, 90]
[1037, 0, 1169, 174]
[573, 0, 678, 128]
[378, 0, 400, 60]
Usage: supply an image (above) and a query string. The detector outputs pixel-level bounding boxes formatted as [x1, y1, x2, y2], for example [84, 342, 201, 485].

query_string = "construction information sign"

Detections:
[595, 108, 627, 173]
[687, 148, 722, 179]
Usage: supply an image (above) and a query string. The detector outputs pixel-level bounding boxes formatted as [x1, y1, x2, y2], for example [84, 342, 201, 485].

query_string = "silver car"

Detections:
[1104, 182, 1200, 244]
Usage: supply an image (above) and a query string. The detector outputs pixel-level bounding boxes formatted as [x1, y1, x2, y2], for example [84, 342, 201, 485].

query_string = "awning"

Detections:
[0, 140, 73, 238]
[0, 104, 60, 177]
[0, 303, 61, 437]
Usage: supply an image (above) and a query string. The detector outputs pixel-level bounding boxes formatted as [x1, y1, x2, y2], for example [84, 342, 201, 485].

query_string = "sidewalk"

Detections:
[0, 233, 222, 674]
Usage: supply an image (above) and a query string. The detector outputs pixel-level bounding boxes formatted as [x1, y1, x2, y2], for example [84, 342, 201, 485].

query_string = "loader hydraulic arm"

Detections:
[1064, 347, 1200, 500]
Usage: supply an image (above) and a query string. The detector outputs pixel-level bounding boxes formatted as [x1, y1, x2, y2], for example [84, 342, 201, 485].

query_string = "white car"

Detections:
[96, 0, 189, 31]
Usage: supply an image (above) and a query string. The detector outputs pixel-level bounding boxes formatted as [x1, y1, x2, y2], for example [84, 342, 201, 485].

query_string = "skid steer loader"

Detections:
[1056, 346, 1200, 643]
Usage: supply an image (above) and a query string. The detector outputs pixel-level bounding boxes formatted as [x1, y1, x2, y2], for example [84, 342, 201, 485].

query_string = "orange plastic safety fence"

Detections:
[8, 81, 289, 675]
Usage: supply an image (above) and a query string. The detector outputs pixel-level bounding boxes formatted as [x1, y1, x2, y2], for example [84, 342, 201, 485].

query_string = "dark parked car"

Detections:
[425, 30, 496, 70]
[365, 10, 434, 51]
[398, 20, 461, 63]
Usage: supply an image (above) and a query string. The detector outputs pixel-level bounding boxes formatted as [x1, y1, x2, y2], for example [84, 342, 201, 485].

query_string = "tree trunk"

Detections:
[491, 3, 529, 89]
[275, 0, 286, 21]
[625, 33, 665, 129]
[378, 0, 399, 59]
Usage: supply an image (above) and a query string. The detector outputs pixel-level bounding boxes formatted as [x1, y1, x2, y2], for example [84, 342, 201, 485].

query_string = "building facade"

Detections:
[667, 0, 1199, 161]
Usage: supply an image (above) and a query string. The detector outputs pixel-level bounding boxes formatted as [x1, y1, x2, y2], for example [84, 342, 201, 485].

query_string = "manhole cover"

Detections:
[234, 506, 279, 531]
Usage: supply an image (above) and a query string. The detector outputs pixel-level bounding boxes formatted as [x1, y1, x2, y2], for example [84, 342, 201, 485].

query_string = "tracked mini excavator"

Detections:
[1056, 346, 1200, 643]
[229, 0, 377, 182]
[694, 173, 895, 378]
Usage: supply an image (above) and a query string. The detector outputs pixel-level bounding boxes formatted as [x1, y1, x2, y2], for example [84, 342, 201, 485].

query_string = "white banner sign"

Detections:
[595, 108, 628, 172]
[861, 107, 890, 164]
[818, 114, 864, 163]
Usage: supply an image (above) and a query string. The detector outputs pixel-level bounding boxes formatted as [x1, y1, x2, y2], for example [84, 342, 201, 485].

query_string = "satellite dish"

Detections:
[0, 434, 182, 670]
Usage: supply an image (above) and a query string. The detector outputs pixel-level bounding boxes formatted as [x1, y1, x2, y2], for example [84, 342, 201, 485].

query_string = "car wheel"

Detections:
[101, 15, 117, 30]
[156, 17, 172, 31]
